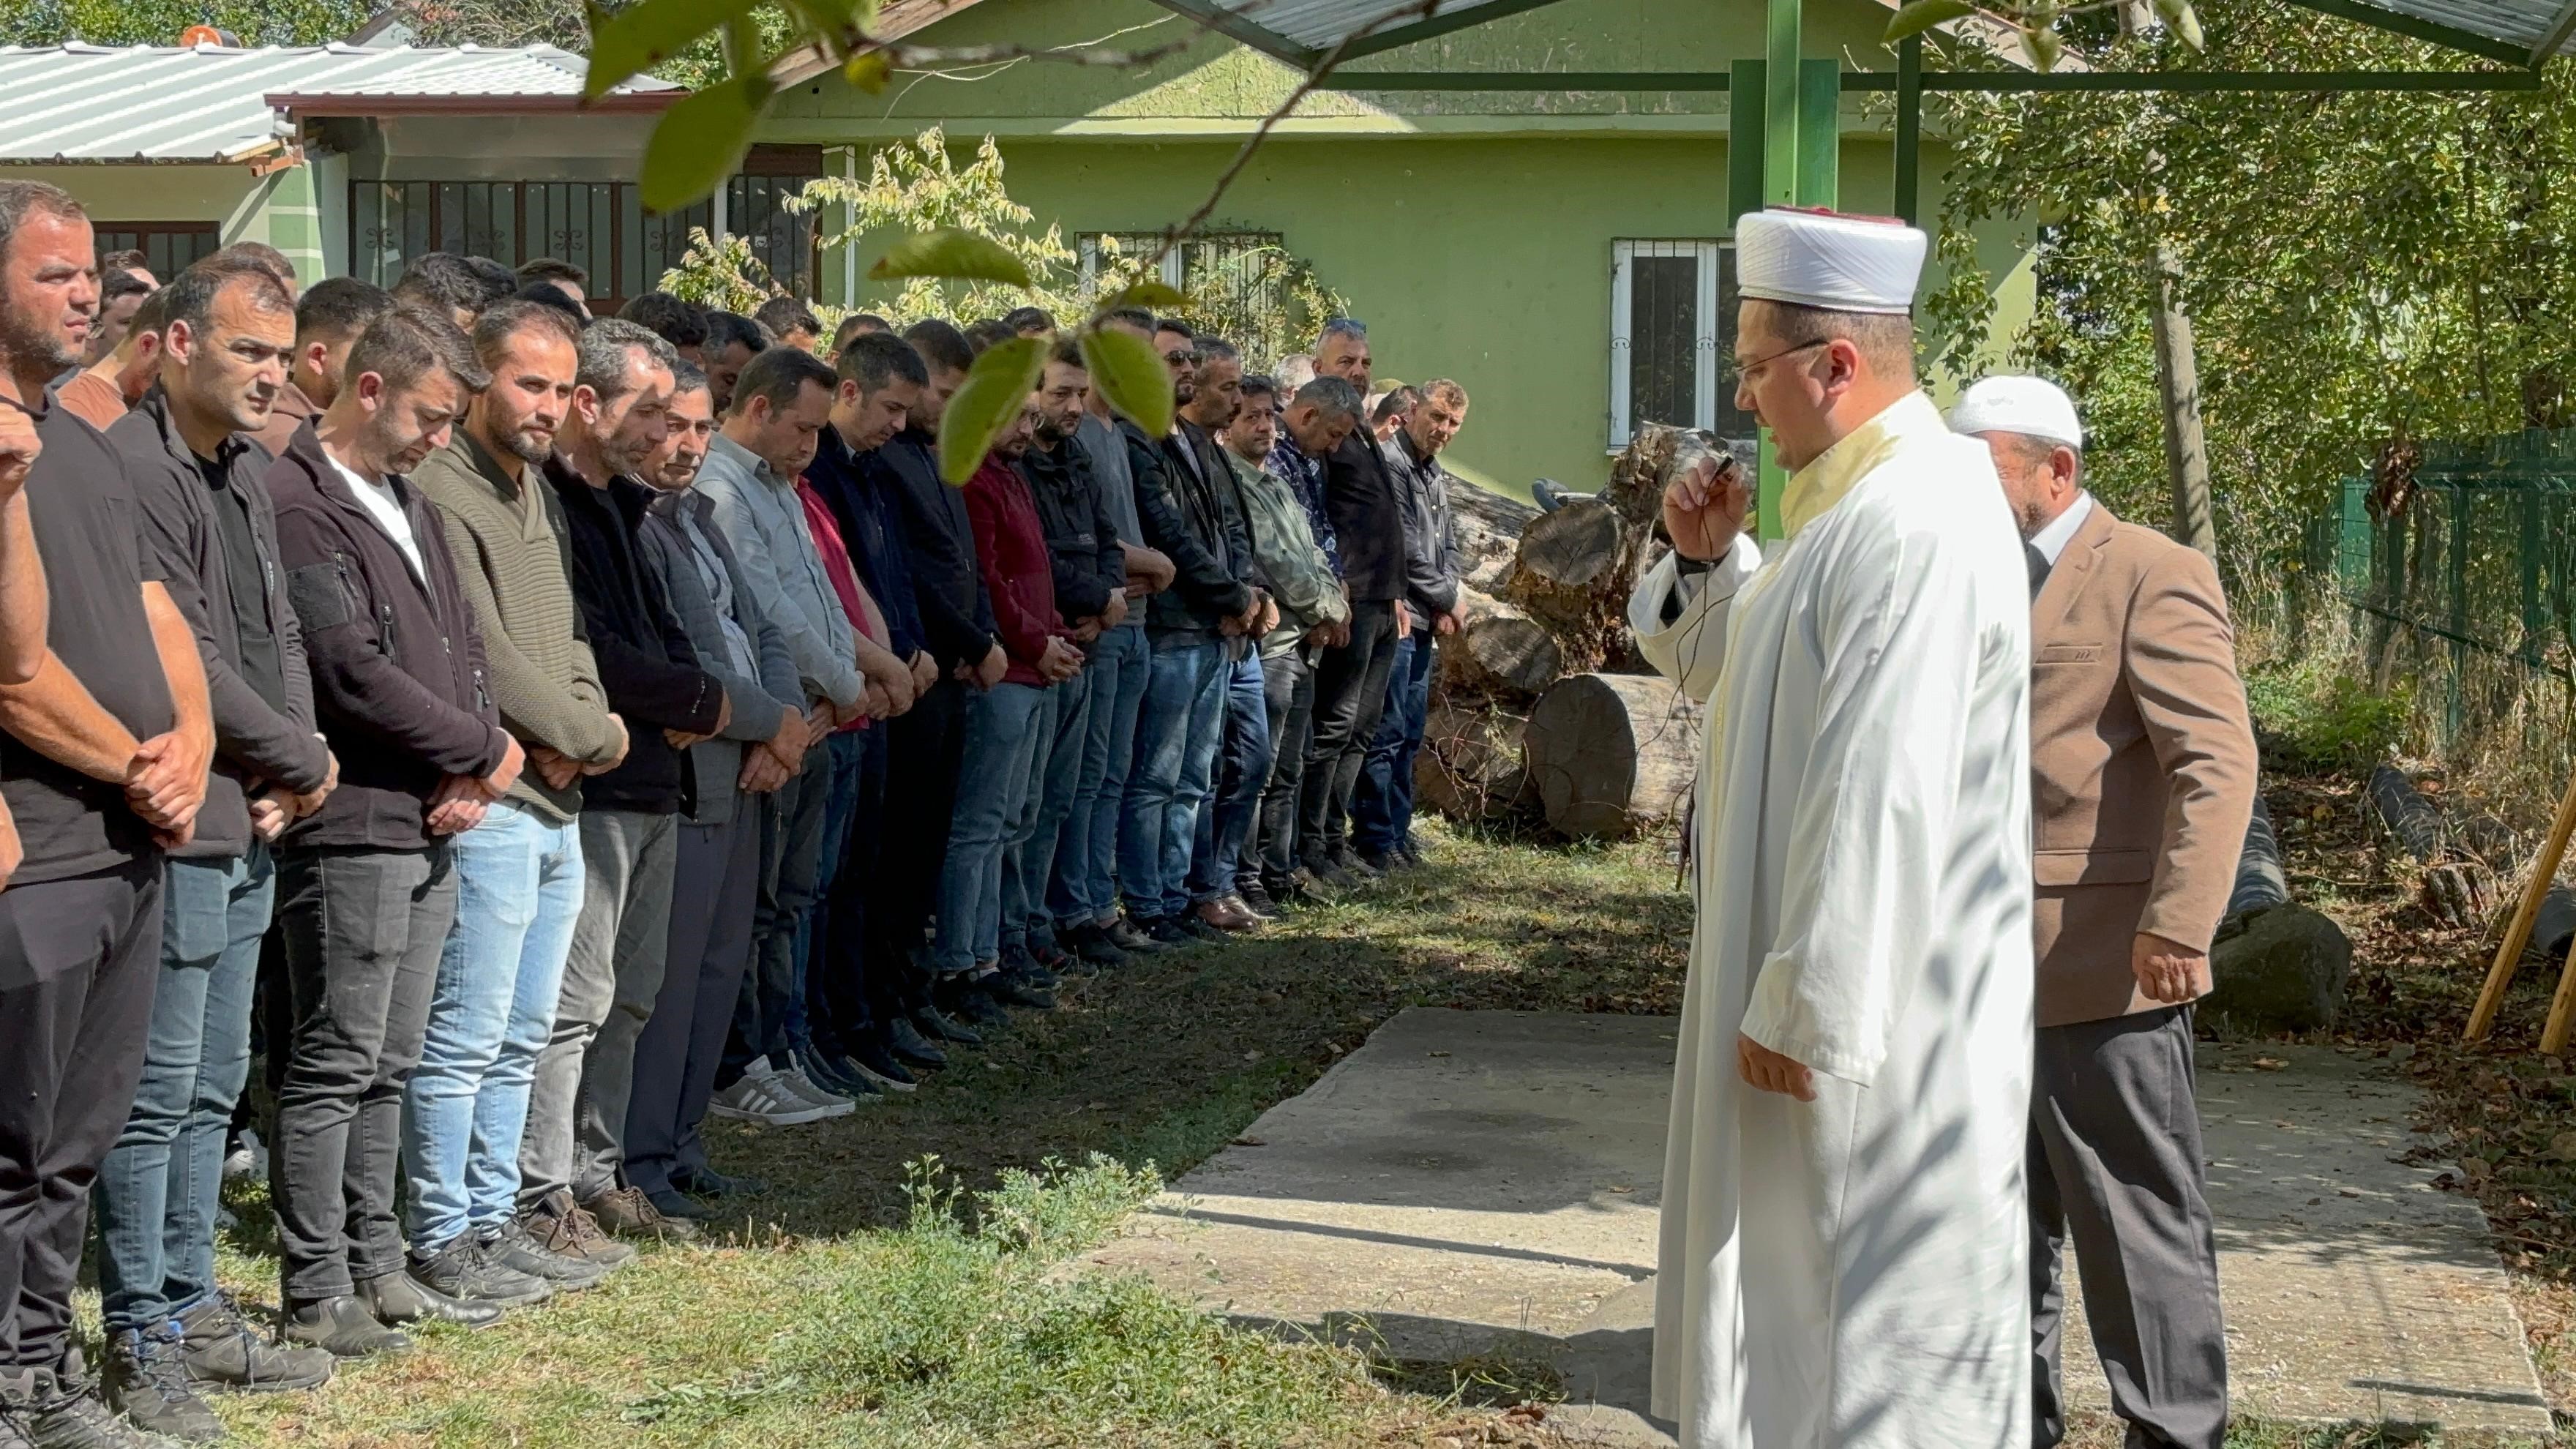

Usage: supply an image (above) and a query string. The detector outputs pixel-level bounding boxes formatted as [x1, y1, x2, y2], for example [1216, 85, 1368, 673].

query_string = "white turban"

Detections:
[1950, 375, 2085, 449]
[1735, 208, 1928, 315]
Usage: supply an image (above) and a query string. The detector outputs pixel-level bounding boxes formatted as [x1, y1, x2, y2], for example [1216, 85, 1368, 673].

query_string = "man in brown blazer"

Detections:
[1953, 375, 2258, 1449]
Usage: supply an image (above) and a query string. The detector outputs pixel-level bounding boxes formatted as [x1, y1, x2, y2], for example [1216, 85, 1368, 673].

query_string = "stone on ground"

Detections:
[2207, 905, 2353, 1033]
[1080, 1009, 2549, 1443]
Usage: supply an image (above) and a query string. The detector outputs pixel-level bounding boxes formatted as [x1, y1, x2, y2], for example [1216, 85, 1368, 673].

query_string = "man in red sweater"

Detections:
[932, 400, 1080, 1008]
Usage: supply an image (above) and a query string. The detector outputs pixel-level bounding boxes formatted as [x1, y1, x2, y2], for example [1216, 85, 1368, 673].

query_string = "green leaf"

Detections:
[843, 50, 892, 93]
[2018, 23, 2062, 71]
[870, 228, 1035, 288]
[584, 0, 752, 100]
[1080, 326, 1175, 438]
[937, 337, 1045, 484]
[1882, 0, 1973, 44]
[640, 72, 774, 214]
[2152, 0, 2204, 49]
[1099, 278, 1187, 310]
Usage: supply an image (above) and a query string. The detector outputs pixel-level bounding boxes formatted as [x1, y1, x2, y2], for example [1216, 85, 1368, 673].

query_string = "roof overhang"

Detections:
[771, 0, 995, 89]
[269, 90, 683, 114]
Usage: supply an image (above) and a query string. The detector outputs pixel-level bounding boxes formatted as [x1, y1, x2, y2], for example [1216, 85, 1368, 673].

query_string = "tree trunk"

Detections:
[2151, 245, 2217, 558]
[1415, 699, 1534, 822]
[1523, 672, 1701, 841]
[1441, 587, 1563, 701]
[1449, 483, 1540, 594]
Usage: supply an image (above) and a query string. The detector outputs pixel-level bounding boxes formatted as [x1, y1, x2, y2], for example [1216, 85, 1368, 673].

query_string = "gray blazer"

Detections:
[639, 487, 804, 826]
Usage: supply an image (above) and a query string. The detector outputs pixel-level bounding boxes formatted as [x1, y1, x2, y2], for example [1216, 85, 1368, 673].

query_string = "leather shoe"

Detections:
[356, 1271, 501, 1333]
[290, 1293, 423, 1355]
[845, 1035, 920, 1093]
[939, 979, 1012, 1026]
[981, 970, 1057, 1010]
[1105, 916, 1166, 954]
[1181, 915, 1228, 943]
[886, 1016, 948, 1068]
[912, 1004, 981, 1046]
[1066, 923, 1129, 967]
[1194, 897, 1255, 932]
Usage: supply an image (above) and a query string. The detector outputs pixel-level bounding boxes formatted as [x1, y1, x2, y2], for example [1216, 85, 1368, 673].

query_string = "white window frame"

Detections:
[1078, 234, 1185, 292]
[1609, 239, 1723, 452]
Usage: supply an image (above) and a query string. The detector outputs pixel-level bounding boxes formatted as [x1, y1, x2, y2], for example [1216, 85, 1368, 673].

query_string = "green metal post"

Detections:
[1895, 36, 1922, 225]
[2523, 484, 2545, 664]
[1765, 0, 1800, 206]
[1729, 59, 1767, 231]
[1798, 59, 1839, 205]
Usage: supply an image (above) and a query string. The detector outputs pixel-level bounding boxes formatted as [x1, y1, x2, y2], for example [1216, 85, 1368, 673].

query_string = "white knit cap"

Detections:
[1735, 208, 1928, 315]
[1950, 374, 2085, 449]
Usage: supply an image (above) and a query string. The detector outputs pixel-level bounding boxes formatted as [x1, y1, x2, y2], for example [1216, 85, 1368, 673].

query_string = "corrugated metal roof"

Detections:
[0, 42, 681, 165]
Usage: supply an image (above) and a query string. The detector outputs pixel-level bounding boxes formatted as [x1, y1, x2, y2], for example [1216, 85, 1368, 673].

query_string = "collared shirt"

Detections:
[1225, 451, 1349, 659]
[675, 499, 759, 680]
[2029, 490, 2095, 568]
[329, 452, 425, 580]
[694, 432, 863, 711]
[1267, 434, 1340, 577]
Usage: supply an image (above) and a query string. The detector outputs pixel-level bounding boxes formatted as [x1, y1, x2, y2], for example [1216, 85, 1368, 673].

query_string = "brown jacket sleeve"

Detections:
[2124, 544, 2259, 953]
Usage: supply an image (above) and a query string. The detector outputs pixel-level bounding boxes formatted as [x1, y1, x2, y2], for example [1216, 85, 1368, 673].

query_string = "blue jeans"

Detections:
[1004, 667, 1093, 951]
[1352, 627, 1435, 854]
[94, 846, 272, 1334]
[1119, 634, 1227, 921]
[403, 801, 583, 1248]
[1053, 624, 1148, 929]
[934, 681, 1051, 973]
[791, 730, 866, 1054]
[1188, 651, 1273, 902]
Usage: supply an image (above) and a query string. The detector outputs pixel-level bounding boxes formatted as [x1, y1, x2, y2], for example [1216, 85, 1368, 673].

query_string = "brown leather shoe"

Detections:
[1193, 896, 1256, 932]
[581, 1185, 700, 1243]
[521, 1189, 638, 1268]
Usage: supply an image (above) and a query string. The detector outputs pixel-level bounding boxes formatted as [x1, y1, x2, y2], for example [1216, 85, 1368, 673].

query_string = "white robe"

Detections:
[1634, 392, 2035, 1448]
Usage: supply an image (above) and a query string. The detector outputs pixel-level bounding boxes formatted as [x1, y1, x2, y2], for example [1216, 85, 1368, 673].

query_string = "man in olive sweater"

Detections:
[410, 299, 634, 1304]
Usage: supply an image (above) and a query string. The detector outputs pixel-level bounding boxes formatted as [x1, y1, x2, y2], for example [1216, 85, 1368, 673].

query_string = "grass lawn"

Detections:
[121, 786, 2576, 1446]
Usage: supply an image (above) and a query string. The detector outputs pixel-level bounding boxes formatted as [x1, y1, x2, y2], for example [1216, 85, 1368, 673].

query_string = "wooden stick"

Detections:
[2468, 765, 2576, 1041]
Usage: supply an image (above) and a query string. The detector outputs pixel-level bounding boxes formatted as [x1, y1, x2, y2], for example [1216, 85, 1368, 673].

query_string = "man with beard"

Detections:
[0, 180, 213, 1449]
[627, 363, 804, 1221]
[410, 300, 637, 1309]
[264, 304, 523, 1358]
[701, 311, 768, 414]
[1006, 342, 1125, 978]
[83, 269, 152, 367]
[101, 255, 340, 1440]
[56, 285, 167, 433]
[1352, 379, 1469, 872]
[525, 320, 727, 1250]
[252, 279, 394, 458]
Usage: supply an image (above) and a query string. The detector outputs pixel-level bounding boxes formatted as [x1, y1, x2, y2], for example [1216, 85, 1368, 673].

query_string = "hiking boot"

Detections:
[981, 970, 1057, 1011]
[520, 1190, 638, 1270]
[1235, 880, 1281, 918]
[173, 1294, 334, 1393]
[912, 1003, 983, 1046]
[671, 1166, 767, 1199]
[772, 1060, 862, 1116]
[481, 1218, 610, 1292]
[708, 1060, 834, 1126]
[1104, 916, 1166, 954]
[886, 1016, 948, 1069]
[7, 1355, 162, 1449]
[283, 1295, 415, 1357]
[582, 1186, 699, 1243]
[645, 1186, 714, 1224]
[104, 1328, 222, 1443]
[409, 1236, 551, 1307]
[845, 1036, 920, 1093]
[353, 1272, 500, 1334]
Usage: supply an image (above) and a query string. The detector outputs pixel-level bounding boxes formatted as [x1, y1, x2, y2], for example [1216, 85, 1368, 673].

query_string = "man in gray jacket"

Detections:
[1352, 379, 1468, 871]
[627, 364, 812, 1216]
[104, 254, 341, 1439]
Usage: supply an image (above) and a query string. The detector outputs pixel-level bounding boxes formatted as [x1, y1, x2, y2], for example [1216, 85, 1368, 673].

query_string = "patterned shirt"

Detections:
[1268, 435, 1341, 578]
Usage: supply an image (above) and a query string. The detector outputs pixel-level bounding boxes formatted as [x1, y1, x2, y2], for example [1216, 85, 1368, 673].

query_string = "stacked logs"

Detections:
[1416, 424, 1721, 840]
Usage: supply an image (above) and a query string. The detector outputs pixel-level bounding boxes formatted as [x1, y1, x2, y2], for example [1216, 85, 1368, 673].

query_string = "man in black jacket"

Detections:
[265, 304, 525, 1357]
[875, 321, 1009, 1035]
[103, 257, 340, 1437]
[1352, 378, 1469, 872]
[1122, 342, 1262, 946]
[1298, 318, 1407, 886]
[1009, 341, 1127, 974]
[525, 320, 726, 1251]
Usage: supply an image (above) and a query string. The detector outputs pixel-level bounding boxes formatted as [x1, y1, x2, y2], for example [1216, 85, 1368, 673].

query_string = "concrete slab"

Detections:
[1079, 1010, 2550, 1442]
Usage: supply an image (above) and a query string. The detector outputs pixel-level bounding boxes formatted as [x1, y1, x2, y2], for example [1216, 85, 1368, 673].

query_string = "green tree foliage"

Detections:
[0, 0, 367, 44]
[1928, 2, 2576, 573]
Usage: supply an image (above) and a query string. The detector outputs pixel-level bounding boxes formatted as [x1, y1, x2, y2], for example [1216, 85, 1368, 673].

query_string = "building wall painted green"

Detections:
[7, 163, 321, 277]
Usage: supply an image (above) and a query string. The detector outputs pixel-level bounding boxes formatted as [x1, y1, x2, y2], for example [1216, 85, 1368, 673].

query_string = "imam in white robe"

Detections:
[1633, 391, 2035, 1448]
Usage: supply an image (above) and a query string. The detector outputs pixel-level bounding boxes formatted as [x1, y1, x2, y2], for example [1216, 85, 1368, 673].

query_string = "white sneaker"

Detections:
[772, 1064, 858, 1118]
[705, 1067, 833, 1126]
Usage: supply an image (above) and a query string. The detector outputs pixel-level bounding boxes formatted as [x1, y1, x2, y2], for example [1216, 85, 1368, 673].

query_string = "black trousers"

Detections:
[1251, 648, 1315, 886]
[626, 817, 760, 1196]
[0, 857, 162, 1368]
[867, 678, 965, 1016]
[815, 722, 888, 1046]
[270, 845, 454, 1304]
[2031, 1004, 2228, 1449]
[1297, 599, 1400, 862]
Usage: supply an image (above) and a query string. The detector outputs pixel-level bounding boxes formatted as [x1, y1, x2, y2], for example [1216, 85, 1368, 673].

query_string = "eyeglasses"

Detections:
[1163, 351, 1196, 366]
[1723, 339, 1828, 389]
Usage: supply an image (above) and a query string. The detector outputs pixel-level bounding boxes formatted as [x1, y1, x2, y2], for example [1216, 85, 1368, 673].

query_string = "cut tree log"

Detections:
[1450, 483, 1540, 595]
[1523, 672, 1701, 841]
[1442, 587, 1563, 701]
[1415, 700, 1534, 822]
[2367, 763, 2494, 926]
